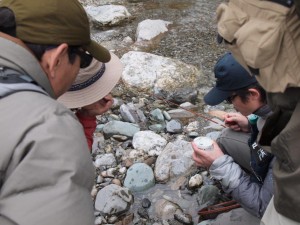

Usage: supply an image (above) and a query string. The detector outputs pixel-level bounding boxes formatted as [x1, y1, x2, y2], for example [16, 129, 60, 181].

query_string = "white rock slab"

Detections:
[121, 51, 202, 95]
[85, 5, 131, 26]
[136, 19, 172, 42]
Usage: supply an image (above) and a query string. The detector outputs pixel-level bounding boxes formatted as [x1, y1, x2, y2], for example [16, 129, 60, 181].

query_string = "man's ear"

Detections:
[248, 88, 260, 100]
[48, 43, 68, 78]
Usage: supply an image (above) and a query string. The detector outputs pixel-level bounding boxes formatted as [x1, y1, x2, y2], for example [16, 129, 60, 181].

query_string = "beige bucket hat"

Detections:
[58, 52, 123, 109]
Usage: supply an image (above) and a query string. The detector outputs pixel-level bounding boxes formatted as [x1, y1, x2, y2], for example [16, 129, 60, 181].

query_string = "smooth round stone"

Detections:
[193, 136, 213, 151]
[137, 207, 149, 219]
[124, 163, 155, 192]
[142, 198, 151, 208]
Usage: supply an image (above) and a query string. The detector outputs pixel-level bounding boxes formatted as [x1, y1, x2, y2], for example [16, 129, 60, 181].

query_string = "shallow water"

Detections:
[129, 180, 200, 224]
[90, 0, 226, 84]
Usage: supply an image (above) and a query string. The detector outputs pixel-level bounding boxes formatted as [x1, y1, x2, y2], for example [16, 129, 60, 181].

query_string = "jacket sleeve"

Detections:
[209, 155, 274, 218]
[0, 216, 17, 225]
[0, 109, 96, 225]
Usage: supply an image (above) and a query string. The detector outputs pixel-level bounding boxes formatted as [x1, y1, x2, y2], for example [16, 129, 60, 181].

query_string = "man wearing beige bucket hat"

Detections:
[58, 52, 123, 150]
[0, 0, 112, 225]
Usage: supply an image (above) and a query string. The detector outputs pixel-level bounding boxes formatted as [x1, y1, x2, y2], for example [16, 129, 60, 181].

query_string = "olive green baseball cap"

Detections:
[0, 0, 111, 62]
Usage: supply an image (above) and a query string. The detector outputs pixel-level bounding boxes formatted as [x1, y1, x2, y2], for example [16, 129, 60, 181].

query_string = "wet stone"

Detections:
[120, 213, 134, 225]
[124, 163, 155, 192]
[143, 156, 156, 167]
[174, 212, 193, 225]
[149, 123, 165, 133]
[188, 131, 199, 138]
[166, 119, 183, 133]
[137, 207, 149, 219]
[150, 108, 165, 122]
[142, 198, 151, 208]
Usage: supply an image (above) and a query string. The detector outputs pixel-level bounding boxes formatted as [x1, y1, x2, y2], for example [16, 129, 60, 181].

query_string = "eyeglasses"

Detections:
[70, 48, 93, 68]
[226, 93, 238, 104]
[46, 46, 93, 68]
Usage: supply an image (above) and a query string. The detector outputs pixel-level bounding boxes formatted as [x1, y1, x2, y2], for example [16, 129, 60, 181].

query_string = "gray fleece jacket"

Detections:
[0, 36, 95, 225]
[209, 111, 274, 218]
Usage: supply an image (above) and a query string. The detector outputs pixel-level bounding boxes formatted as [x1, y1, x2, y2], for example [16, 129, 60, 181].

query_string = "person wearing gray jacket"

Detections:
[0, 1, 111, 225]
[192, 53, 274, 222]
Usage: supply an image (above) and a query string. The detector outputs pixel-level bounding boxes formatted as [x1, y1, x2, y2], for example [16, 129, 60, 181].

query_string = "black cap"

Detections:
[204, 52, 257, 106]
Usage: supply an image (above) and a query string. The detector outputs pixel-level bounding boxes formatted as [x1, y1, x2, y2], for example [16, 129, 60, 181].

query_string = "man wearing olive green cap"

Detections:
[0, 1, 110, 225]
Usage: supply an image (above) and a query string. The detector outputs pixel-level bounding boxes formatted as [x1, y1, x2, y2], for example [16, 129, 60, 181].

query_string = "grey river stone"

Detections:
[124, 163, 155, 192]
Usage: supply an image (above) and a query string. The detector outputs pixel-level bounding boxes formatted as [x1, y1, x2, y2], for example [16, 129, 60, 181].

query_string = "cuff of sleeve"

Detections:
[209, 155, 241, 190]
[210, 154, 230, 170]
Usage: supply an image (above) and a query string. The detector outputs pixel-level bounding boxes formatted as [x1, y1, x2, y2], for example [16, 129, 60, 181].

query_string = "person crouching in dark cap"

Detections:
[192, 52, 274, 223]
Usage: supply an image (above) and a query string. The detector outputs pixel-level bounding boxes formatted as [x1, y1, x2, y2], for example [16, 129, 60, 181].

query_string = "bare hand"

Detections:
[78, 94, 114, 117]
[224, 112, 249, 132]
[192, 141, 224, 168]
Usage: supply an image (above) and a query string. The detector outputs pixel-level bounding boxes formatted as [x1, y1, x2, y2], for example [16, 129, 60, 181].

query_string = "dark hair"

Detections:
[0, 7, 77, 63]
[0, 7, 16, 37]
[24, 43, 78, 63]
[235, 83, 267, 104]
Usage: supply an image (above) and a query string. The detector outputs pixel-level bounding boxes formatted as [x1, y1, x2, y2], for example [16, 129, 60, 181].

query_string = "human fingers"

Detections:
[225, 113, 248, 128]
[225, 116, 237, 127]
[211, 141, 224, 155]
[224, 113, 239, 125]
[191, 141, 206, 154]
[97, 95, 113, 108]
[225, 112, 240, 118]
[192, 148, 214, 168]
[192, 142, 210, 159]
[103, 94, 113, 101]
[192, 151, 205, 167]
[98, 98, 113, 107]
[81, 98, 112, 116]
[93, 99, 113, 114]
[227, 114, 250, 132]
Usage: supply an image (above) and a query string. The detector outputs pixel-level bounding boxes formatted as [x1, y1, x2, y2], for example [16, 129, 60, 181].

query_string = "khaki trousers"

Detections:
[217, 128, 252, 172]
[261, 197, 300, 225]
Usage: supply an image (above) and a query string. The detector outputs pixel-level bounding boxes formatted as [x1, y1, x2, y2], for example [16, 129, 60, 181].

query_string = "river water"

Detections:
[87, 0, 227, 84]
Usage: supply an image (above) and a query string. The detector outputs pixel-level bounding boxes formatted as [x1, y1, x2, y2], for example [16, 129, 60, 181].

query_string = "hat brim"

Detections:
[204, 87, 232, 106]
[58, 52, 123, 109]
[83, 40, 111, 63]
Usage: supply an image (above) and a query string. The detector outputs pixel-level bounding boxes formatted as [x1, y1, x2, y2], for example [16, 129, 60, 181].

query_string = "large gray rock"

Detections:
[124, 163, 155, 192]
[154, 139, 196, 183]
[103, 120, 140, 137]
[94, 153, 117, 168]
[132, 131, 167, 155]
[95, 184, 133, 216]
[120, 51, 203, 98]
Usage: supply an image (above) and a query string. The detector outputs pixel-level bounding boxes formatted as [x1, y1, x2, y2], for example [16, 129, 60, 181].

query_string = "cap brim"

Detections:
[58, 52, 122, 108]
[83, 40, 111, 63]
[204, 87, 232, 106]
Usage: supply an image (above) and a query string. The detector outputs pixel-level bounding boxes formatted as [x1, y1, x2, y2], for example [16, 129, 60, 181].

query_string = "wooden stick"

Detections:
[154, 95, 226, 128]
